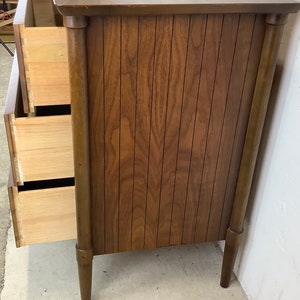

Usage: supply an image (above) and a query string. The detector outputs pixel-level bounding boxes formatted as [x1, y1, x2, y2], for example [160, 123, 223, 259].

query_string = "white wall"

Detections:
[235, 12, 300, 300]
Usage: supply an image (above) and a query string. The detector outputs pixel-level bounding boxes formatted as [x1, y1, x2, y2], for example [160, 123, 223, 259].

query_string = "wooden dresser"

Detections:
[4, 1, 300, 299]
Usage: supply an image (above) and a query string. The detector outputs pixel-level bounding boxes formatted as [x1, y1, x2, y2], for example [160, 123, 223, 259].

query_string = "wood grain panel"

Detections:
[88, 14, 266, 254]
[218, 15, 265, 239]
[131, 17, 156, 250]
[194, 14, 239, 243]
[103, 17, 121, 253]
[87, 17, 105, 254]
[169, 15, 207, 245]
[206, 14, 255, 241]
[156, 15, 190, 247]
[182, 15, 223, 245]
[119, 16, 138, 252]
[144, 16, 173, 249]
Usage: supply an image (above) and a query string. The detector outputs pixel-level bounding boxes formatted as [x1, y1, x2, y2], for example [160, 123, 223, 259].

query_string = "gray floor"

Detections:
[0, 44, 247, 300]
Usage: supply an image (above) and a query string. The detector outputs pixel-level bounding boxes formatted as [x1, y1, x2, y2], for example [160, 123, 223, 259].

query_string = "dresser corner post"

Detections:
[220, 13, 288, 288]
[63, 15, 93, 300]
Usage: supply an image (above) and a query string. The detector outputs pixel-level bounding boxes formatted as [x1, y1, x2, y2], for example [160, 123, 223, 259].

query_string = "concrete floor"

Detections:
[0, 44, 248, 300]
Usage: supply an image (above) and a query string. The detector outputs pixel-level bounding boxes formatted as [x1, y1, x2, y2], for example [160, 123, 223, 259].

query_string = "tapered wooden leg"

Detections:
[77, 246, 93, 300]
[219, 14, 287, 288]
[64, 15, 94, 300]
[220, 229, 242, 287]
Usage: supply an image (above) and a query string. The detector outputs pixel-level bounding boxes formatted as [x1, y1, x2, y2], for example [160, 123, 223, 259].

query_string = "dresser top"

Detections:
[55, 0, 300, 16]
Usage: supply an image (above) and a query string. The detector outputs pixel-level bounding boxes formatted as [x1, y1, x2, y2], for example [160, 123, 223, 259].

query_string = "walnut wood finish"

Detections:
[57, 2, 300, 299]
[88, 13, 264, 255]
[55, 0, 300, 16]
[64, 16, 93, 300]
[220, 13, 288, 288]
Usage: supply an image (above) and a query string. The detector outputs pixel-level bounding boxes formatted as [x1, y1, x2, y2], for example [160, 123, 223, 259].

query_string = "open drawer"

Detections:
[4, 55, 74, 186]
[8, 172, 76, 247]
[14, 0, 69, 112]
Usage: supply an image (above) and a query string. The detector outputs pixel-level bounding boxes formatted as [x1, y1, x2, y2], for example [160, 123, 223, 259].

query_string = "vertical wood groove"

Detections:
[103, 16, 121, 253]
[205, 14, 241, 241]
[157, 15, 190, 247]
[155, 15, 175, 248]
[131, 16, 156, 250]
[102, 18, 106, 254]
[179, 17, 193, 244]
[142, 16, 157, 249]
[193, 15, 224, 243]
[194, 15, 241, 243]
[88, 13, 268, 254]
[217, 15, 257, 239]
[168, 15, 192, 245]
[218, 15, 265, 239]
[143, 16, 158, 248]
[118, 17, 122, 253]
[144, 15, 174, 247]
[131, 16, 140, 249]
[181, 15, 208, 244]
[119, 17, 138, 251]
[156, 15, 175, 247]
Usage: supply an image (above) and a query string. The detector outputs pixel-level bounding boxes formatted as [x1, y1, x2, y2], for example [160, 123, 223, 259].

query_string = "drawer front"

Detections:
[4, 55, 74, 185]
[8, 175, 76, 247]
[14, 0, 69, 112]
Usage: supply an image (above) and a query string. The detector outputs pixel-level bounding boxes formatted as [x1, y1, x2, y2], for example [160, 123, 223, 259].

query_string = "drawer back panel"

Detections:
[87, 14, 265, 254]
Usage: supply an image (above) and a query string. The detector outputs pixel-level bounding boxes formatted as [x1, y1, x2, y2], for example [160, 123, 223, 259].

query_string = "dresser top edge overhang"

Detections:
[54, 0, 300, 16]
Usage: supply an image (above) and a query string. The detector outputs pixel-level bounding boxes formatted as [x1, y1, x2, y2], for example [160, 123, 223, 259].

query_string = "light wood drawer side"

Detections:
[8, 182, 76, 247]
[4, 54, 74, 185]
[21, 27, 69, 108]
[14, 0, 69, 112]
